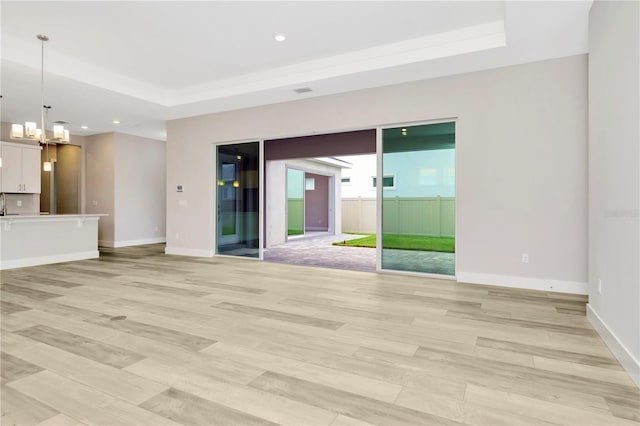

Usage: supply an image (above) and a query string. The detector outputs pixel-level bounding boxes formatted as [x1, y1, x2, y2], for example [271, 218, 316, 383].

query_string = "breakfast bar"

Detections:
[0, 214, 106, 270]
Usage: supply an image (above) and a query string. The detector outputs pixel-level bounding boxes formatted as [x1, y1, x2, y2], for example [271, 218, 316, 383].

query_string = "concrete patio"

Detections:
[263, 232, 455, 276]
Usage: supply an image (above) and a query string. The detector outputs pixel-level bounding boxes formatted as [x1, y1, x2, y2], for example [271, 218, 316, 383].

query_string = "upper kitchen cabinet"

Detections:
[0, 141, 42, 194]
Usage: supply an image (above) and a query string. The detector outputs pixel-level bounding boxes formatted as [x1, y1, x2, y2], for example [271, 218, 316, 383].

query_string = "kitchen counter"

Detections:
[0, 214, 107, 270]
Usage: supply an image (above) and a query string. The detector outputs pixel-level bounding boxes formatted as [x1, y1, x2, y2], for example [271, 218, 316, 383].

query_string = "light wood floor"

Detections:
[1, 244, 638, 426]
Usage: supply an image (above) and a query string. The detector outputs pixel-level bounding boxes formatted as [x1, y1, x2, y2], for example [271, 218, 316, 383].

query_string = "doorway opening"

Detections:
[263, 130, 377, 271]
[40, 143, 81, 214]
[286, 169, 332, 238]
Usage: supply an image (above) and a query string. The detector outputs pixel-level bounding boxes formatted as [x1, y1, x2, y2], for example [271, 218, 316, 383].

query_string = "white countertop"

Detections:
[0, 213, 109, 219]
[0, 213, 107, 221]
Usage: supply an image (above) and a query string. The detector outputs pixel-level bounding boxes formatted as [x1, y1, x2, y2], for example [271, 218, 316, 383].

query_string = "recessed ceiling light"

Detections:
[273, 34, 286, 42]
[112, 120, 120, 124]
[81, 125, 88, 130]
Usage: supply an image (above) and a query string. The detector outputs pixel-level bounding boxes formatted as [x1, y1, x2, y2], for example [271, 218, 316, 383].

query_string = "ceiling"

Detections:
[1, 1, 592, 141]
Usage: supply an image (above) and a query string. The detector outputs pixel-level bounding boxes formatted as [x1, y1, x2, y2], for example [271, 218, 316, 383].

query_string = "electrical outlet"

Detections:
[92, 200, 98, 206]
[521, 253, 529, 263]
[598, 279, 602, 294]
[175, 233, 180, 240]
[16, 200, 22, 207]
[154, 226, 159, 232]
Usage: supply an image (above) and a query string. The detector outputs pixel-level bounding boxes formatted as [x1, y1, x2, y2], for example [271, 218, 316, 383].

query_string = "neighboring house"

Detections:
[339, 154, 376, 199]
[339, 150, 455, 198]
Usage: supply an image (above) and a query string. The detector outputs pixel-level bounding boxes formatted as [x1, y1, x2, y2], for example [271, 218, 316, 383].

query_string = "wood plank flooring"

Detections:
[1, 244, 638, 426]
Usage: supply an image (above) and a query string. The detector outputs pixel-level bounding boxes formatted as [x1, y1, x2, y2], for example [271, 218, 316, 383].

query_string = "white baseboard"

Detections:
[457, 272, 588, 295]
[165, 247, 214, 257]
[0, 251, 100, 270]
[99, 237, 166, 248]
[587, 304, 640, 388]
[113, 237, 166, 248]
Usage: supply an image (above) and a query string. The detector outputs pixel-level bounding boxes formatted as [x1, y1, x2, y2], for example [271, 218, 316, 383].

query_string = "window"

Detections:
[372, 174, 396, 190]
[305, 177, 315, 190]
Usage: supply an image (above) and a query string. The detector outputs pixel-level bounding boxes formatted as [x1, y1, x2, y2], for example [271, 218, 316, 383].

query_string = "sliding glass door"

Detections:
[380, 122, 456, 276]
[216, 142, 260, 257]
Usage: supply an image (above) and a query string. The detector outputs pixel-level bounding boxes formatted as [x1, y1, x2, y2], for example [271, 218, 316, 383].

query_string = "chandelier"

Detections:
[10, 34, 69, 166]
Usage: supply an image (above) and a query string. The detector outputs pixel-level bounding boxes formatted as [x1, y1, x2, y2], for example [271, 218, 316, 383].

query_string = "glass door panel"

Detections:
[216, 142, 260, 257]
[381, 122, 456, 275]
[287, 168, 305, 237]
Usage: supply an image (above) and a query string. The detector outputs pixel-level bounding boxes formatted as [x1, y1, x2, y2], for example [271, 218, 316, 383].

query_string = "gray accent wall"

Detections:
[588, 0, 640, 386]
[55, 144, 82, 214]
[167, 54, 589, 291]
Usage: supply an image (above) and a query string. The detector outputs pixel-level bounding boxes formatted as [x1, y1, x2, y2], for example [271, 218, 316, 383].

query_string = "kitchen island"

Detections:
[0, 214, 106, 270]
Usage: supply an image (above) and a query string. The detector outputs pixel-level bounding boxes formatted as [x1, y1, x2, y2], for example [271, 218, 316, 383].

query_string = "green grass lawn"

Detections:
[333, 234, 455, 252]
[288, 229, 304, 236]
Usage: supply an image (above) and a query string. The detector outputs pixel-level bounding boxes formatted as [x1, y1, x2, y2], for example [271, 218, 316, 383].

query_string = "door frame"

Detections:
[303, 171, 334, 234]
[375, 118, 458, 279]
[284, 165, 337, 242]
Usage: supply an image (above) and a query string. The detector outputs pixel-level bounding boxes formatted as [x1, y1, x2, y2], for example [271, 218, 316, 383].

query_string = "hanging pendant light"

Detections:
[39, 35, 52, 172]
[11, 34, 70, 147]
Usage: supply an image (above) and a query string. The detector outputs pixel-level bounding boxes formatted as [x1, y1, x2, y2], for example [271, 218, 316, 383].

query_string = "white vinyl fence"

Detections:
[342, 197, 455, 237]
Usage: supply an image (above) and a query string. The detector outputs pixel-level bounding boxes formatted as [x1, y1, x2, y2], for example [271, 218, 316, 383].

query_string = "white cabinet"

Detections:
[0, 142, 42, 193]
[1, 144, 22, 191]
[21, 147, 42, 193]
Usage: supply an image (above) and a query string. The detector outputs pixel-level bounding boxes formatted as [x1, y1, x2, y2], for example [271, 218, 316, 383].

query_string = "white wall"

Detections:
[114, 133, 166, 246]
[85, 133, 115, 245]
[167, 54, 588, 293]
[266, 158, 342, 247]
[587, 0, 640, 387]
[266, 160, 286, 248]
[86, 132, 166, 247]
